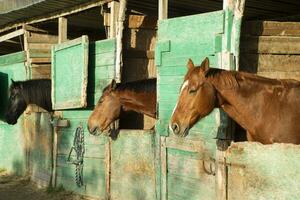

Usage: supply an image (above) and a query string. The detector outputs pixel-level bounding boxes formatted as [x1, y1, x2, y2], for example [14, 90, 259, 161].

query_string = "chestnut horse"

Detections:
[170, 57, 300, 144]
[5, 79, 52, 125]
[87, 79, 156, 135]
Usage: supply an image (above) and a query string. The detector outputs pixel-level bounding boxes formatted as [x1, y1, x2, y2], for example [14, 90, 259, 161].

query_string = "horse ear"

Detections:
[11, 79, 15, 84]
[200, 57, 210, 75]
[110, 79, 117, 90]
[187, 59, 195, 71]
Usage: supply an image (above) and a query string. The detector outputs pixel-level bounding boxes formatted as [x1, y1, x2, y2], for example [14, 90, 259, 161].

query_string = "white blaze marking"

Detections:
[171, 80, 189, 116]
[180, 80, 189, 93]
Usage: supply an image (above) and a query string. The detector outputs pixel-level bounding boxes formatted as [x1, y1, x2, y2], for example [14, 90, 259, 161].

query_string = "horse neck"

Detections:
[208, 71, 269, 131]
[117, 89, 156, 118]
[22, 82, 52, 111]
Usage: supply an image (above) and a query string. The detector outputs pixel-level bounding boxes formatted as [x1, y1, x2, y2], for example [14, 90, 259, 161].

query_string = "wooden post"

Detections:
[23, 25, 31, 79]
[159, 0, 168, 20]
[109, 1, 120, 38]
[115, 0, 126, 83]
[222, 0, 246, 70]
[160, 137, 167, 200]
[58, 17, 68, 43]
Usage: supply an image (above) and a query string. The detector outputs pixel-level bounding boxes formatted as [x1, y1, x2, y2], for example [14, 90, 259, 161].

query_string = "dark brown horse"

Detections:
[170, 57, 300, 144]
[87, 79, 156, 135]
[5, 79, 52, 125]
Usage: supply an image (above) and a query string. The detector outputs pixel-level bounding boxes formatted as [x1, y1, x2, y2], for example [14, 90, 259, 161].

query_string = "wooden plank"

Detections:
[240, 54, 300, 73]
[166, 137, 206, 153]
[27, 32, 58, 44]
[0, 29, 24, 43]
[240, 36, 300, 54]
[243, 21, 300, 36]
[29, 49, 51, 58]
[30, 57, 51, 63]
[0, 51, 26, 66]
[257, 71, 300, 81]
[58, 17, 68, 44]
[23, 24, 48, 34]
[28, 43, 53, 50]
[31, 66, 51, 79]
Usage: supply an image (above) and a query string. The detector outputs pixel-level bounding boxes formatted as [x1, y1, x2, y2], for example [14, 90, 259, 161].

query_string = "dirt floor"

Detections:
[0, 171, 89, 200]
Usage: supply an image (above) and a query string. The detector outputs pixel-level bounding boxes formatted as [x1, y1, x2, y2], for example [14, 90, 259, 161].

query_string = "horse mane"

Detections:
[205, 68, 239, 89]
[205, 68, 300, 91]
[11, 79, 52, 111]
[103, 78, 157, 93]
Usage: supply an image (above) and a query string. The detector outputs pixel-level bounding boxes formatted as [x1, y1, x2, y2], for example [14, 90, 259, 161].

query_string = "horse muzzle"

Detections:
[169, 122, 189, 137]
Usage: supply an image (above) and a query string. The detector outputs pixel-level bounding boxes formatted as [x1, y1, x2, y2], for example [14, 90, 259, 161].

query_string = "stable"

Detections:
[0, 0, 299, 200]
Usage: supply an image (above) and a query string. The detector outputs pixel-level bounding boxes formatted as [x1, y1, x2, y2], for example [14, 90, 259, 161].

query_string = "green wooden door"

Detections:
[110, 130, 156, 200]
[52, 36, 89, 110]
[155, 11, 226, 200]
[0, 51, 27, 175]
[55, 38, 116, 199]
[226, 143, 300, 200]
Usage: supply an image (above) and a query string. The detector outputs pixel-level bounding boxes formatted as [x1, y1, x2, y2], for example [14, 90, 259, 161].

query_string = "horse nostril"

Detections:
[172, 123, 180, 134]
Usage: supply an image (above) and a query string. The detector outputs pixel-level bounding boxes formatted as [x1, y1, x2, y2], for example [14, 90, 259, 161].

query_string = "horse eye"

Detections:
[189, 89, 197, 94]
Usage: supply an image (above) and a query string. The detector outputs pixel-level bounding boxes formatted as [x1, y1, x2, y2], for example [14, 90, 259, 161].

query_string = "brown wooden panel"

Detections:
[27, 32, 58, 43]
[243, 21, 300, 36]
[240, 36, 300, 54]
[240, 54, 300, 73]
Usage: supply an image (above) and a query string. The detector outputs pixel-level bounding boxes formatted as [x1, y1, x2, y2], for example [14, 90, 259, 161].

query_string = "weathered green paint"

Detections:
[52, 36, 89, 110]
[226, 142, 300, 200]
[110, 130, 156, 200]
[56, 110, 108, 199]
[24, 112, 53, 186]
[156, 11, 227, 200]
[87, 38, 116, 106]
[55, 38, 116, 198]
[0, 51, 27, 175]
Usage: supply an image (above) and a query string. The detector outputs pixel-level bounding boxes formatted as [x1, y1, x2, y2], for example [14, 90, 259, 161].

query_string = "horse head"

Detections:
[169, 57, 217, 137]
[5, 79, 27, 125]
[87, 79, 122, 135]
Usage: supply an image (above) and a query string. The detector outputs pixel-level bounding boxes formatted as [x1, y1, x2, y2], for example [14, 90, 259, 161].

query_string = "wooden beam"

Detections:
[159, 0, 168, 20]
[0, 29, 24, 43]
[109, 1, 120, 38]
[58, 17, 68, 44]
[115, 0, 127, 82]
[0, 0, 113, 34]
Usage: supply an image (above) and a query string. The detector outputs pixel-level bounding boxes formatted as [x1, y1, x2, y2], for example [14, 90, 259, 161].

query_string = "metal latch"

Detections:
[51, 117, 70, 128]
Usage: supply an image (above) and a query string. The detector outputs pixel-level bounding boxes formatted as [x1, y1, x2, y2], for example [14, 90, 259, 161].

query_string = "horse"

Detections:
[87, 78, 156, 135]
[5, 79, 52, 125]
[169, 57, 300, 144]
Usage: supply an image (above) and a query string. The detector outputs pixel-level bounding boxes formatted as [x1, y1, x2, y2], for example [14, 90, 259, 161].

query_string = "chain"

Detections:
[67, 124, 85, 187]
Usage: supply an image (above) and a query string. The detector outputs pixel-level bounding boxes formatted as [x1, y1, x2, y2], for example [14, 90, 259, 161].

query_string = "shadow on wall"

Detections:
[12, 159, 25, 176]
[0, 72, 8, 121]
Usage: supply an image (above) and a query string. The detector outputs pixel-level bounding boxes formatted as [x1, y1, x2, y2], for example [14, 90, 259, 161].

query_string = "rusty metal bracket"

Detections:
[202, 159, 216, 176]
[51, 117, 70, 128]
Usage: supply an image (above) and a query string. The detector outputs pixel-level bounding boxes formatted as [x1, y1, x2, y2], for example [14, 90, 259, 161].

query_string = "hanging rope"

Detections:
[67, 124, 85, 187]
